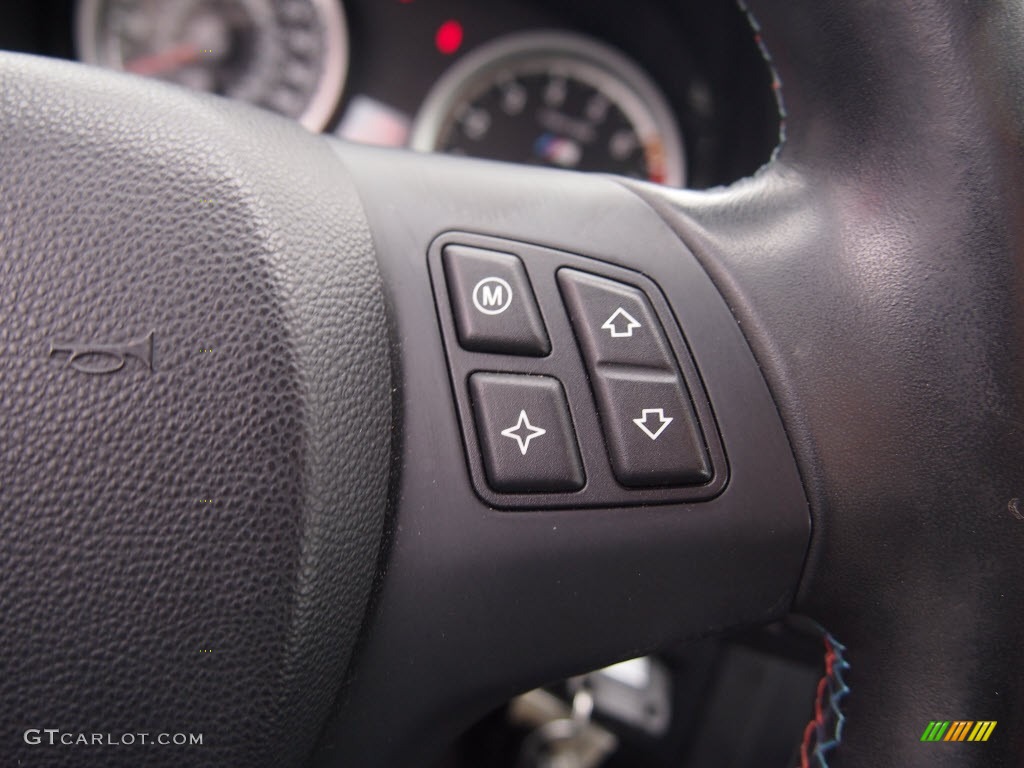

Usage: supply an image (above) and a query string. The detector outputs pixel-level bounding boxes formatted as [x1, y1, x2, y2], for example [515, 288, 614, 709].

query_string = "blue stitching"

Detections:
[811, 633, 850, 767]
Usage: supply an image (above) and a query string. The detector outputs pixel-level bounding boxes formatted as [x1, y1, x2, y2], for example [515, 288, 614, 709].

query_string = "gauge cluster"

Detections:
[76, 0, 348, 131]
[409, 32, 686, 186]
[0, 0, 780, 188]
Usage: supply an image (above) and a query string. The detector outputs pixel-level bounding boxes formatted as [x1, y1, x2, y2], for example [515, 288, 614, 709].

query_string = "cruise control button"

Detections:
[558, 269, 675, 370]
[469, 373, 584, 493]
[444, 245, 550, 356]
[591, 368, 710, 487]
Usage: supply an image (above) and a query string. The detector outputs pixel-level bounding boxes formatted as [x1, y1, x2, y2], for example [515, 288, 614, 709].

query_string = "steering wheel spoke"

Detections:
[319, 145, 810, 766]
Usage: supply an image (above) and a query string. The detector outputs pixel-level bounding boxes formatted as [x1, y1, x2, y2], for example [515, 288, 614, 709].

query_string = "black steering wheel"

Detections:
[2, 1, 1022, 766]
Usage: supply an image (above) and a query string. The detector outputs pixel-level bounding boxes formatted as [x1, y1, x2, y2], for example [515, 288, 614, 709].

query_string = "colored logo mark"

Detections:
[921, 720, 996, 742]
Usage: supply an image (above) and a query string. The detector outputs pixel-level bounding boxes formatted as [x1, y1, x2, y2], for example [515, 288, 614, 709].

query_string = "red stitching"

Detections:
[800, 636, 839, 768]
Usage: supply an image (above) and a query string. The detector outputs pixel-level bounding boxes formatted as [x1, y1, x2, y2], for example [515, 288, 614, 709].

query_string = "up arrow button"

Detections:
[601, 307, 642, 338]
[557, 268, 675, 370]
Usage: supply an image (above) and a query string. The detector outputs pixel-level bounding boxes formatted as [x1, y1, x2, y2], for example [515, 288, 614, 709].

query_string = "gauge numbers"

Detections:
[411, 32, 685, 186]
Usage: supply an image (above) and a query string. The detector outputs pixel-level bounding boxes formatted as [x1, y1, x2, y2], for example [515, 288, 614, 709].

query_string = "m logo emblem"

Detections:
[48, 331, 155, 375]
[481, 284, 504, 306]
[472, 277, 513, 315]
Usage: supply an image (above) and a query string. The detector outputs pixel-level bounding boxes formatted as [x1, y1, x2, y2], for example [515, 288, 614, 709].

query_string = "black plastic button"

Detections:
[469, 373, 584, 493]
[590, 368, 710, 487]
[558, 269, 675, 370]
[443, 245, 550, 356]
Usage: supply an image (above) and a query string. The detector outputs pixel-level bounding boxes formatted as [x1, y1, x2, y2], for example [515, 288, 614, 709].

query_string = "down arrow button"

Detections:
[633, 408, 673, 440]
[592, 369, 711, 487]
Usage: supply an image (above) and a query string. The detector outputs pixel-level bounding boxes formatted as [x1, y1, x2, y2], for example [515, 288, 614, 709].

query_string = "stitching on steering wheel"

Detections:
[799, 631, 850, 768]
[736, 0, 787, 161]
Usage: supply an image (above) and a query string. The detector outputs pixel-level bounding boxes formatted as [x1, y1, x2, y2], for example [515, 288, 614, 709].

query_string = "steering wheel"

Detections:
[2, 0, 1021, 766]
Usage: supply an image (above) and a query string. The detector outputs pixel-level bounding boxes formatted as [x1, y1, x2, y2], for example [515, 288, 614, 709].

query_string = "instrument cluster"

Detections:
[4, 0, 780, 188]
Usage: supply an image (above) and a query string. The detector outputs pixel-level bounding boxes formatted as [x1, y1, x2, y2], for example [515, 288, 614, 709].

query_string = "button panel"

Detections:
[429, 233, 726, 509]
[443, 245, 550, 356]
[469, 373, 585, 493]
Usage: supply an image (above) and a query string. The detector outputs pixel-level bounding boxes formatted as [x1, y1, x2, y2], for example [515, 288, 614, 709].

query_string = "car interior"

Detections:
[1, 0, 1021, 767]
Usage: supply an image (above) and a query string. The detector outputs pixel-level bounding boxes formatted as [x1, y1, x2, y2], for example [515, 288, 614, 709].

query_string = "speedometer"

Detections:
[411, 32, 685, 186]
[76, 0, 348, 131]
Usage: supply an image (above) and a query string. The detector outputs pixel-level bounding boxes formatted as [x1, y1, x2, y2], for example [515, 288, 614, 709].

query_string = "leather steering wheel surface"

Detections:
[0, 1, 1021, 767]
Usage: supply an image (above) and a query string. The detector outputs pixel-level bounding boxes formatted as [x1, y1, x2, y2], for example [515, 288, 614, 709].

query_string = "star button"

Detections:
[500, 410, 547, 456]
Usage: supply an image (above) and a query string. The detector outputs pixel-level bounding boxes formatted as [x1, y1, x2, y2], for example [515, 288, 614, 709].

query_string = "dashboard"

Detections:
[0, 0, 779, 189]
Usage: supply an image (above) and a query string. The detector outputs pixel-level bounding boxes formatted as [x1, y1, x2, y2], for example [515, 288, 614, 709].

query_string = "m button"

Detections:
[443, 245, 550, 356]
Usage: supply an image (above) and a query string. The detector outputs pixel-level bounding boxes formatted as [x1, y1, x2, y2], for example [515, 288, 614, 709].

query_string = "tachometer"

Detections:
[411, 32, 685, 186]
[76, 0, 348, 131]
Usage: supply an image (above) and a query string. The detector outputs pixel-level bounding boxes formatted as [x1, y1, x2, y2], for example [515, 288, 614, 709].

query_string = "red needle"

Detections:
[124, 43, 202, 76]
